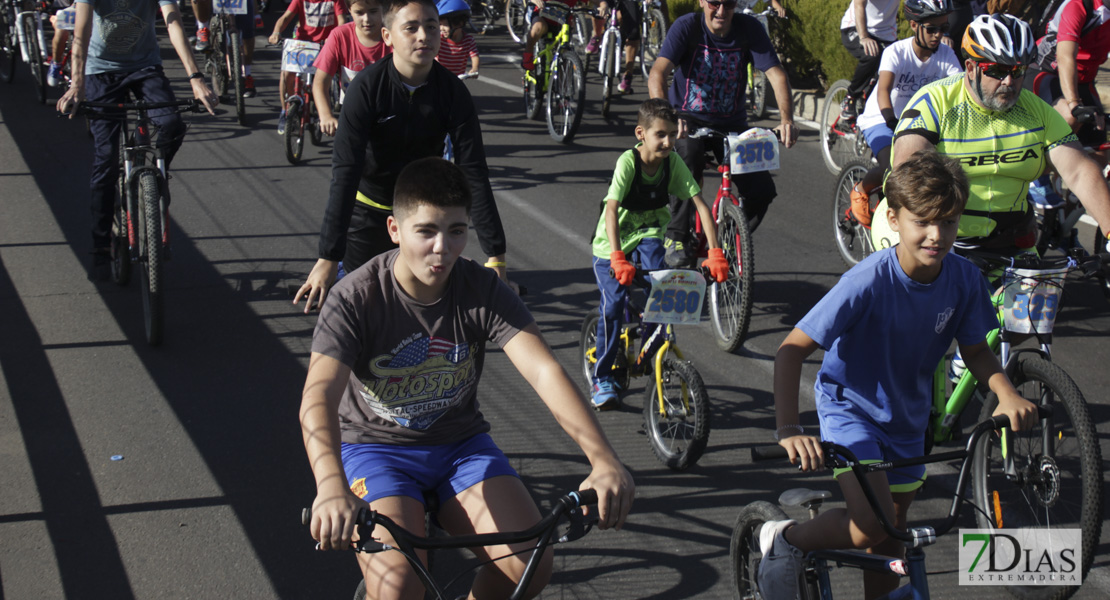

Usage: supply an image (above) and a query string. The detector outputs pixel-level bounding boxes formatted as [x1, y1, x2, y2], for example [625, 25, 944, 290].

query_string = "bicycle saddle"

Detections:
[778, 488, 832, 509]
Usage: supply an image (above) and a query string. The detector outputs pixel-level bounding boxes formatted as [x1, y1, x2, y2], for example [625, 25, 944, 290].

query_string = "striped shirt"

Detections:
[436, 34, 478, 76]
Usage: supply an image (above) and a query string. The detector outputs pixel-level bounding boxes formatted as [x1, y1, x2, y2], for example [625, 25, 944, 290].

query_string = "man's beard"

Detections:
[976, 72, 1020, 111]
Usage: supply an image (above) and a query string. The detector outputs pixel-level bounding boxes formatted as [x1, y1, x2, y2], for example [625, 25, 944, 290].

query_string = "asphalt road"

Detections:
[1, 15, 1108, 600]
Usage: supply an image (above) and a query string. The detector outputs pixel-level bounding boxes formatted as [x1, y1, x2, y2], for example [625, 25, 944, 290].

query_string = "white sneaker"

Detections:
[757, 519, 803, 600]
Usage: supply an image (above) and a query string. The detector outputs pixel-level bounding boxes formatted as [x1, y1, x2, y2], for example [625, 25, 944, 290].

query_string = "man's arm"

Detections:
[764, 65, 796, 148]
[1054, 40, 1084, 130]
[56, 2, 92, 115]
[502, 323, 634, 530]
[1049, 141, 1110, 237]
[854, 0, 878, 56]
[891, 131, 935, 168]
[161, 3, 218, 113]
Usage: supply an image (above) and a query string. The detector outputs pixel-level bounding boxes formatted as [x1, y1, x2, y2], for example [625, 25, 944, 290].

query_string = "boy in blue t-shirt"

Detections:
[758, 151, 1039, 600]
[589, 99, 729, 409]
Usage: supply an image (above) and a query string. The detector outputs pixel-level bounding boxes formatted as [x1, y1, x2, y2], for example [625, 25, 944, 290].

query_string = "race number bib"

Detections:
[55, 7, 77, 31]
[728, 128, 780, 174]
[643, 270, 707, 325]
[213, 0, 249, 15]
[282, 39, 321, 74]
[1001, 267, 1068, 334]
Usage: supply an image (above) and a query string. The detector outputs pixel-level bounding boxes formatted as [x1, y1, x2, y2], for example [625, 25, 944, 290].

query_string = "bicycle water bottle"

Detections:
[947, 349, 966, 384]
[1029, 175, 1063, 210]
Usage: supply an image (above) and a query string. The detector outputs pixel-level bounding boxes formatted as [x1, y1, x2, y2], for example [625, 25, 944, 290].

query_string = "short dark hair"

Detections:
[348, 0, 381, 11]
[637, 98, 677, 128]
[886, 150, 969, 220]
[393, 157, 472, 219]
[383, 0, 436, 28]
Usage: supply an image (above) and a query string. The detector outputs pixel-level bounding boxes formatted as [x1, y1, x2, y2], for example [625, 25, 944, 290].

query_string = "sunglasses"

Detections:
[705, 0, 738, 9]
[977, 62, 1027, 80]
[921, 23, 951, 35]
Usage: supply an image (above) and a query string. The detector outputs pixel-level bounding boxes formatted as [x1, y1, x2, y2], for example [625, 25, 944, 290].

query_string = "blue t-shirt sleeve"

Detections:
[743, 16, 780, 73]
[658, 13, 695, 64]
[796, 269, 873, 351]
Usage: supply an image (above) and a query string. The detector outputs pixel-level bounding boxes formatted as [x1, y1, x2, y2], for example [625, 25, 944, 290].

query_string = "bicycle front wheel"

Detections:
[579, 312, 599, 392]
[0, 8, 18, 84]
[505, 0, 526, 43]
[138, 172, 164, 346]
[284, 102, 304, 164]
[746, 67, 767, 120]
[599, 30, 617, 117]
[24, 15, 45, 103]
[207, 22, 228, 98]
[972, 354, 1102, 600]
[639, 8, 666, 80]
[230, 28, 245, 125]
[820, 79, 867, 175]
[110, 200, 132, 286]
[523, 49, 543, 121]
[730, 501, 789, 599]
[546, 48, 585, 143]
[710, 200, 754, 352]
[831, 160, 874, 268]
[644, 357, 710, 470]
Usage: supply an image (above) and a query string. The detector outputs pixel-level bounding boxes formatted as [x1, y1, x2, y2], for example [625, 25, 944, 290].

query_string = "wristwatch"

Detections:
[189, 72, 204, 80]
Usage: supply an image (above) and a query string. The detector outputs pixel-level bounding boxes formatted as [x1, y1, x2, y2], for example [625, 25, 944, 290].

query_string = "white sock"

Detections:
[197, 20, 208, 29]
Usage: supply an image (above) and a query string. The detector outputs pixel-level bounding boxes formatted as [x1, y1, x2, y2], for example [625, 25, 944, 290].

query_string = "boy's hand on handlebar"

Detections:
[778, 434, 824, 472]
[992, 392, 1039, 432]
[701, 248, 729, 283]
[609, 251, 635, 286]
[581, 461, 634, 531]
[310, 489, 367, 551]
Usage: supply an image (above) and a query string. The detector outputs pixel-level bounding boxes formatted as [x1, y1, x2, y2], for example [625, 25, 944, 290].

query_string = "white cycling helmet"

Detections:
[904, 0, 953, 22]
[961, 13, 1036, 65]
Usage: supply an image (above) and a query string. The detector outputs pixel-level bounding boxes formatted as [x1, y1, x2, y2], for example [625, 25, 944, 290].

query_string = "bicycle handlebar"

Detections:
[608, 266, 713, 287]
[961, 247, 1105, 280]
[751, 406, 1053, 543]
[73, 98, 206, 116]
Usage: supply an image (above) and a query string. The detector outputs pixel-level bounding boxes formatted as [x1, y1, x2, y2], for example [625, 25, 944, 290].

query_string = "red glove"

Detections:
[610, 251, 635, 286]
[702, 248, 729, 283]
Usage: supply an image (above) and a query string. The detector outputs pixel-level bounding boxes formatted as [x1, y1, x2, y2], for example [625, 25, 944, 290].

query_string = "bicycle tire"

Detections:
[831, 159, 875, 268]
[111, 201, 132, 286]
[309, 99, 325, 146]
[820, 79, 868, 175]
[0, 8, 17, 84]
[746, 67, 767, 120]
[505, 0, 526, 43]
[972, 354, 1102, 600]
[643, 356, 710, 470]
[730, 500, 788, 599]
[230, 28, 245, 125]
[546, 47, 585, 143]
[639, 8, 666, 80]
[207, 20, 228, 98]
[284, 102, 304, 164]
[138, 171, 164, 346]
[25, 14, 45, 103]
[710, 200, 754, 353]
[572, 12, 590, 54]
[1093, 228, 1110, 300]
[600, 30, 617, 117]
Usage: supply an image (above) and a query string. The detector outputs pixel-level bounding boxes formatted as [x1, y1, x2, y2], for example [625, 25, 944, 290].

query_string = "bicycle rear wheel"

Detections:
[972, 354, 1101, 600]
[546, 48, 585, 143]
[230, 28, 245, 125]
[599, 30, 617, 117]
[284, 102, 304, 164]
[746, 66, 767, 120]
[730, 500, 789, 599]
[644, 356, 710, 470]
[0, 8, 17, 83]
[820, 79, 868, 175]
[831, 159, 875, 268]
[110, 200, 132, 286]
[505, 0, 526, 43]
[24, 15, 45, 103]
[710, 200, 754, 353]
[639, 8, 666, 80]
[138, 171, 164, 346]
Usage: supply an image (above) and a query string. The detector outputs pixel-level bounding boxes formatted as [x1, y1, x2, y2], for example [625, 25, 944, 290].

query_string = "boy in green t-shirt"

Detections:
[589, 99, 729, 409]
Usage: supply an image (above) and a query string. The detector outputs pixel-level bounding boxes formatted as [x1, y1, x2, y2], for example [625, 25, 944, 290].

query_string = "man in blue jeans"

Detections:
[57, 0, 218, 280]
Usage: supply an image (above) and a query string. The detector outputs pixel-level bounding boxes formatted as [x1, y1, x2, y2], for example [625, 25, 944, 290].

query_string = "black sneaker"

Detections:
[88, 248, 111, 282]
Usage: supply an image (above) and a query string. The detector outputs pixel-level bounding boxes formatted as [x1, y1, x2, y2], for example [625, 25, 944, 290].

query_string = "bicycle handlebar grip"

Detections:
[751, 445, 788, 461]
[301, 507, 311, 526]
[1072, 105, 1098, 125]
[571, 488, 599, 506]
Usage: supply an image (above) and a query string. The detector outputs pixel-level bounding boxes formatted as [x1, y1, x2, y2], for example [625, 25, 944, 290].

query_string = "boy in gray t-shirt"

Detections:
[301, 157, 634, 599]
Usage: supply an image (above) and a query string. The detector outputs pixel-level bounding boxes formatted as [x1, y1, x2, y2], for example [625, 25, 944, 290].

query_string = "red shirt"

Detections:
[288, 0, 348, 44]
[435, 33, 478, 75]
[314, 22, 391, 82]
[1051, 0, 1110, 83]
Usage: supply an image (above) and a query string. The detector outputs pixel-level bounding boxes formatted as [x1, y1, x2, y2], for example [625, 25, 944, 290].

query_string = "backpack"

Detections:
[1035, 0, 1101, 71]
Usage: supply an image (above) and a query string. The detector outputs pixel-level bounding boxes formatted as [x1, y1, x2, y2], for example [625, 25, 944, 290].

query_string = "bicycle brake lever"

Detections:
[558, 513, 597, 543]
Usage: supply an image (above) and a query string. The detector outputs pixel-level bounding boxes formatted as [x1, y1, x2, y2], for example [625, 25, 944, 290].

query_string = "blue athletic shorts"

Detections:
[818, 411, 927, 493]
[341, 433, 520, 506]
[862, 122, 893, 157]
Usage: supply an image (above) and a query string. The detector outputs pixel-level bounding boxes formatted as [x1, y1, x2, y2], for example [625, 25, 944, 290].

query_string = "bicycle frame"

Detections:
[523, 18, 572, 91]
[597, 5, 621, 75]
[286, 69, 314, 125]
[119, 111, 172, 259]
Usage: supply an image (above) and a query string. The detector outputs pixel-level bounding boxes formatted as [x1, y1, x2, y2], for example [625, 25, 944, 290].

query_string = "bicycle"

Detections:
[521, 1, 587, 143]
[76, 98, 206, 346]
[470, 0, 503, 34]
[0, 0, 49, 103]
[637, 0, 666, 80]
[742, 5, 780, 121]
[681, 121, 783, 352]
[302, 489, 598, 600]
[579, 268, 712, 470]
[731, 408, 1056, 600]
[819, 76, 876, 175]
[595, 1, 620, 117]
[204, 0, 248, 125]
[830, 158, 875, 267]
[278, 37, 323, 164]
[505, 0, 526, 43]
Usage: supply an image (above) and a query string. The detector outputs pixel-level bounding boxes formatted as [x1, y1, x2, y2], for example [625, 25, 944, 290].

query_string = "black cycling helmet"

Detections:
[904, 0, 953, 22]
[962, 13, 1036, 65]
